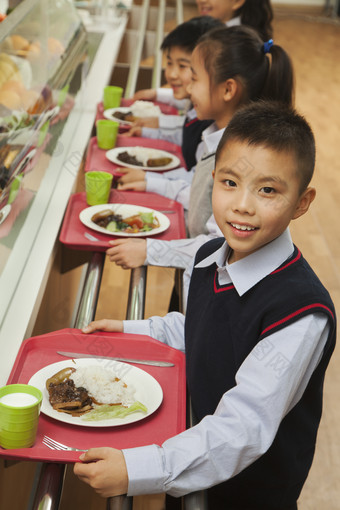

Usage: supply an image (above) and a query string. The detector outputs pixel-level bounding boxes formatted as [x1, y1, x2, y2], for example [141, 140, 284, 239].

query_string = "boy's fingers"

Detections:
[82, 320, 111, 333]
[78, 447, 109, 463]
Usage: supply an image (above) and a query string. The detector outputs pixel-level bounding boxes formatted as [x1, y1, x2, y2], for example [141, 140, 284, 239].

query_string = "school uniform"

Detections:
[145, 123, 224, 271]
[122, 229, 335, 509]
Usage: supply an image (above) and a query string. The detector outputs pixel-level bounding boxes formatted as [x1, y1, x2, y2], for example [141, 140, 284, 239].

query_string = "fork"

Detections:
[42, 436, 87, 452]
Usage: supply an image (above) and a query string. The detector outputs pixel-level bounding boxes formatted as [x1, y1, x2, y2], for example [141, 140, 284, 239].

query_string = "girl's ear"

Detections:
[292, 187, 316, 220]
[232, 0, 246, 13]
[222, 78, 241, 102]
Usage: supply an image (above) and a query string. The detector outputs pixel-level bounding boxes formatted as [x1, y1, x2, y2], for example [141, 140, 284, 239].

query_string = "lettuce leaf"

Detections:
[82, 401, 148, 421]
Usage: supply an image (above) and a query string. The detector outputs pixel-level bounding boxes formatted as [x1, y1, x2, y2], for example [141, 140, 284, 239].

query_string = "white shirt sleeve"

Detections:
[123, 314, 330, 496]
[123, 312, 186, 352]
[145, 174, 191, 209]
[142, 116, 185, 146]
[145, 214, 222, 271]
[156, 88, 190, 110]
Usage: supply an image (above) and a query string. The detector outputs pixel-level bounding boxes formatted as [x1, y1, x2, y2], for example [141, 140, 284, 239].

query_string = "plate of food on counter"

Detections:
[103, 100, 162, 126]
[79, 203, 170, 237]
[28, 358, 163, 427]
[106, 146, 180, 171]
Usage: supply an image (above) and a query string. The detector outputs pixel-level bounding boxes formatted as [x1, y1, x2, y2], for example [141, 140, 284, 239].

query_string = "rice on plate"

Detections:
[71, 365, 136, 405]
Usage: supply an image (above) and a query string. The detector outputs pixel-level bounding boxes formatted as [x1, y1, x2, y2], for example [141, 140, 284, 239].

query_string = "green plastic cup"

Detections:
[85, 171, 113, 206]
[0, 384, 43, 449]
[96, 119, 119, 150]
[103, 86, 123, 110]
[8, 175, 23, 204]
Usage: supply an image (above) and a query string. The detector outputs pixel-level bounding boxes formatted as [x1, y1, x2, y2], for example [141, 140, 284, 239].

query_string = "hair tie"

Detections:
[263, 39, 274, 54]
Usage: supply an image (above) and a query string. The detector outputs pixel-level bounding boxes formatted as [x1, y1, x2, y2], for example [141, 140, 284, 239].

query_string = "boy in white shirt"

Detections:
[74, 102, 336, 510]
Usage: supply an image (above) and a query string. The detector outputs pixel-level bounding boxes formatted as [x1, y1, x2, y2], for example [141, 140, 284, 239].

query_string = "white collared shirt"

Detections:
[123, 230, 330, 496]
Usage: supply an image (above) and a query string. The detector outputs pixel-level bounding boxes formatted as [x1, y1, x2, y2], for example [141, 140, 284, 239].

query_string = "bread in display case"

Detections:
[0, 0, 88, 256]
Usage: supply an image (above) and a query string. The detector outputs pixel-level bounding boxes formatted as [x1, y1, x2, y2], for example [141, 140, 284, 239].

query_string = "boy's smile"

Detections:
[212, 140, 316, 264]
[164, 47, 192, 100]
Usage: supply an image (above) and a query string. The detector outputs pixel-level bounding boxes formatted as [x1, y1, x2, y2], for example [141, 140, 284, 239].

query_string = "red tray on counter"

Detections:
[59, 190, 186, 251]
[84, 135, 186, 178]
[96, 99, 180, 127]
[0, 328, 186, 463]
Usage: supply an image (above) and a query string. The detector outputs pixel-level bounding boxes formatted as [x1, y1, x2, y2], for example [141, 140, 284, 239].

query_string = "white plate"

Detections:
[106, 146, 180, 171]
[79, 203, 170, 237]
[103, 107, 136, 125]
[28, 358, 163, 428]
[104, 104, 161, 125]
[0, 204, 11, 226]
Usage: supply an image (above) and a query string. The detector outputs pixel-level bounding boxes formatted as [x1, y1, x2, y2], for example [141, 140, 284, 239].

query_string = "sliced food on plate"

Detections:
[28, 358, 163, 427]
[91, 208, 160, 234]
[45, 365, 146, 421]
[106, 146, 180, 171]
[104, 100, 161, 125]
[79, 203, 170, 237]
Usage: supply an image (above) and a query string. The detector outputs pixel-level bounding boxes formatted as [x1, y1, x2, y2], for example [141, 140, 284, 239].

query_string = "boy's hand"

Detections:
[117, 181, 146, 191]
[121, 126, 142, 137]
[74, 447, 128, 498]
[133, 117, 159, 129]
[132, 89, 156, 101]
[117, 168, 146, 184]
[106, 239, 147, 268]
[82, 319, 124, 334]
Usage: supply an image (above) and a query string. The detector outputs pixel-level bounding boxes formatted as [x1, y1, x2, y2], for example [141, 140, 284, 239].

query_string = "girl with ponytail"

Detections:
[196, 0, 273, 40]
[108, 26, 294, 296]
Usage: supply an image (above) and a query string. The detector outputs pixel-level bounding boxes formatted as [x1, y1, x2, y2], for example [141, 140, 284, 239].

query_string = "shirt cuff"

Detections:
[156, 88, 174, 103]
[123, 320, 151, 336]
[142, 127, 159, 139]
[145, 175, 168, 195]
[123, 444, 166, 495]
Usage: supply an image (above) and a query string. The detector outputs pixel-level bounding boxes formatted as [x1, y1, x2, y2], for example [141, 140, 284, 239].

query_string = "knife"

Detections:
[57, 351, 174, 367]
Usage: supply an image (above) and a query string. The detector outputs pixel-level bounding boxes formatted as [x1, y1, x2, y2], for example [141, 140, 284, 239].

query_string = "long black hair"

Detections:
[236, 0, 273, 41]
[161, 16, 224, 53]
[196, 25, 294, 108]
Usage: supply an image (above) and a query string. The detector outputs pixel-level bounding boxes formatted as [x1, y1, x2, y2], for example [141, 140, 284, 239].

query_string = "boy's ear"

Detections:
[292, 187, 316, 220]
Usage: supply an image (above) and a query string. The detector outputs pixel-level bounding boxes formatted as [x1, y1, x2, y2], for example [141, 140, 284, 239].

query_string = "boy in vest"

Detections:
[74, 102, 336, 510]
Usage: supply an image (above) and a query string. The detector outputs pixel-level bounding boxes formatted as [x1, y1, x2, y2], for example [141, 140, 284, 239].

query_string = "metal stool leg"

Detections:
[107, 494, 133, 510]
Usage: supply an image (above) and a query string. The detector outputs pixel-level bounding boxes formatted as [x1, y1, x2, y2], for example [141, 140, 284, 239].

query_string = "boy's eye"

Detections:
[224, 179, 236, 187]
[260, 186, 275, 194]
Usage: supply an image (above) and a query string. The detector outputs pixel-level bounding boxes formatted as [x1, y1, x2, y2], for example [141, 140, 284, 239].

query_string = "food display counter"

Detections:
[0, 0, 128, 387]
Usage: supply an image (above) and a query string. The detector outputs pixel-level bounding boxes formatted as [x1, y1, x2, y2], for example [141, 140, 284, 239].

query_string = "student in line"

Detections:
[132, 0, 273, 109]
[196, 0, 273, 40]
[107, 26, 293, 290]
[123, 15, 223, 171]
[74, 101, 336, 510]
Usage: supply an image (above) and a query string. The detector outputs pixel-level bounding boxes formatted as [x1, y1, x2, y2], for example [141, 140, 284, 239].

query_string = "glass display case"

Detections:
[0, 0, 127, 386]
[0, 0, 87, 270]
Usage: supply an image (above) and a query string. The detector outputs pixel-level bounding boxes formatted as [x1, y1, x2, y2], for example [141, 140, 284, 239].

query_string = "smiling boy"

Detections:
[75, 102, 336, 510]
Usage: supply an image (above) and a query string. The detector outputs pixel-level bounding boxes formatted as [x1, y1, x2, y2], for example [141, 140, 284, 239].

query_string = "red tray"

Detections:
[96, 99, 180, 128]
[0, 328, 186, 463]
[84, 135, 186, 178]
[59, 190, 186, 251]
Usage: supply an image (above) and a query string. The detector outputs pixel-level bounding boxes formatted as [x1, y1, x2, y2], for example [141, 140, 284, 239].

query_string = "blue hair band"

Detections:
[263, 39, 274, 54]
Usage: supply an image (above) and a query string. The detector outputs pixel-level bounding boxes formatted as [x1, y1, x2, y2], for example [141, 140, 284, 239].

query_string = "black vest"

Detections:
[185, 238, 336, 509]
[181, 117, 212, 170]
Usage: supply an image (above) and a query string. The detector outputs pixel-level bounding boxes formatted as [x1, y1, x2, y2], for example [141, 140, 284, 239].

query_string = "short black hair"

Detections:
[161, 16, 224, 54]
[215, 101, 315, 192]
